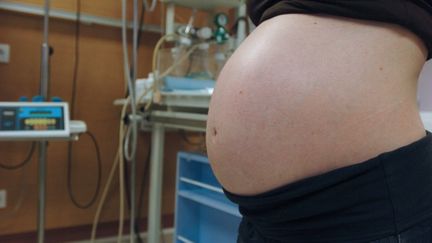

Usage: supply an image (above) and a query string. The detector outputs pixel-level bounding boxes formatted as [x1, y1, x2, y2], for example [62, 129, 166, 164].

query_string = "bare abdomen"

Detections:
[206, 14, 427, 195]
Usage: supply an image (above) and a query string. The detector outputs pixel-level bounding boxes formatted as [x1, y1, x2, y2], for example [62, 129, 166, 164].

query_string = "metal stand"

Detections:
[130, 0, 139, 242]
[37, 1, 50, 242]
[37, 141, 47, 243]
[143, 3, 247, 243]
[147, 124, 165, 243]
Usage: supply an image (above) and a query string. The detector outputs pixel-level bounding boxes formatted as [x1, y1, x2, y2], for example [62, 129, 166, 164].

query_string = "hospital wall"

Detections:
[419, 61, 432, 111]
[0, 0, 208, 239]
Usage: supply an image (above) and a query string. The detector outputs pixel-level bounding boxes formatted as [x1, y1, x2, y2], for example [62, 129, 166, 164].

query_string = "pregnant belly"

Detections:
[206, 14, 427, 195]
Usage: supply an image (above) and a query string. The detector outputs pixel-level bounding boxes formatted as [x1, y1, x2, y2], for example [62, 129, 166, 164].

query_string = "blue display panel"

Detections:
[0, 106, 65, 131]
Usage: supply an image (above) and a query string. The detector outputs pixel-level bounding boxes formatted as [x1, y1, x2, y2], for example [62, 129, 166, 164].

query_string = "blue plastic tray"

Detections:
[164, 76, 215, 91]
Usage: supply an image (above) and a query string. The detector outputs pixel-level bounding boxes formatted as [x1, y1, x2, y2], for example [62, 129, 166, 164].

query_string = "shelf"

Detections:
[175, 152, 241, 243]
[177, 236, 195, 243]
[0, 0, 162, 33]
[160, 0, 244, 11]
[178, 152, 211, 165]
[180, 177, 224, 194]
[161, 90, 211, 108]
[113, 90, 211, 109]
[178, 189, 241, 217]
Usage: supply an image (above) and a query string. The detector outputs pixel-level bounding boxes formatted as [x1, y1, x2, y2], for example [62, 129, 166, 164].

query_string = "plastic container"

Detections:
[135, 73, 154, 102]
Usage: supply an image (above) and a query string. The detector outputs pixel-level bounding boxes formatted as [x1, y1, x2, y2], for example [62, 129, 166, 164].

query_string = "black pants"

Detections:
[238, 217, 432, 243]
[226, 131, 432, 243]
[370, 217, 432, 243]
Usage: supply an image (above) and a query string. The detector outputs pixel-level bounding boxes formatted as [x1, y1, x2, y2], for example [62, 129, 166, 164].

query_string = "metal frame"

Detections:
[37, 1, 50, 242]
[160, 0, 243, 11]
[0, 0, 162, 33]
[146, 1, 247, 242]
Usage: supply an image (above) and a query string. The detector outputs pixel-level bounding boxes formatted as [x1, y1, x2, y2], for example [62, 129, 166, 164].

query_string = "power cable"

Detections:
[67, 131, 102, 209]
[70, 0, 81, 113]
[91, 31, 196, 240]
[122, 134, 152, 243]
[0, 142, 36, 170]
[143, 0, 157, 12]
[66, 0, 102, 209]
[129, 1, 146, 84]
[123, 156, 143, 243]
[136, 140, 151, 227]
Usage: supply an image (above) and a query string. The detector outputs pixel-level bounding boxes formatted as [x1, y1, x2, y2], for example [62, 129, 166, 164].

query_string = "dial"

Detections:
[215, 13, 228, 27]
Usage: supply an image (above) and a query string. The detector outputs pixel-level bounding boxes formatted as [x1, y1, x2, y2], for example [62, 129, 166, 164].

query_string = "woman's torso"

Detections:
[206, 14, 427, 195]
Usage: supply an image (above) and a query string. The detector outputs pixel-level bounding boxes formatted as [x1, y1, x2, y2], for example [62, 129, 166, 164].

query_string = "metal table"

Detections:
[115, 90, 211, 243]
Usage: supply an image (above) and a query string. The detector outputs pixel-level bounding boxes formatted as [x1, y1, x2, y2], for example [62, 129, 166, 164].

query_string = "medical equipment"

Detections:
[0, 102, 71, 140]
[38, 2, 52, 242]
[214, 13, 230, 44]
[0, 1, 87, 242]
[106, 2, 246, 243]
[92, 1, 142, 243]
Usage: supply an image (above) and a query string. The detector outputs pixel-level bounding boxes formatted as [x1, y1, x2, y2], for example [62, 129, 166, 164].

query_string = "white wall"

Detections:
[419, 60, 432, 111]
[418, 60, 432, 130]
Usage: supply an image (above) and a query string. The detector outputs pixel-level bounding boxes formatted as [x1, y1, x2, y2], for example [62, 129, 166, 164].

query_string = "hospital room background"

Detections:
[0, 0, 431, 243]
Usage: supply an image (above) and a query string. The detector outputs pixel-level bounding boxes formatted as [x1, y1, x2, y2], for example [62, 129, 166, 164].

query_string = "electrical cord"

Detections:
[131, 140, 167, 243]
[91, 86, 154, 242]
[67, 131, 102, 209]
[121, 123, 152, 243]
[91, 0, 154, 239]
[90, 151, 119, 242]
[0, 142, 36, 170]
[136, 140, 151, 231]
[70, 0, 81, 112]
[122, 0, 138, 163]
[127, 1, 146, 90]
[123, 125, 134, 162]
[92, 99, 132, 243]
[117, 119, 126, 243]
[143, 0, 157, 12]
[123, 11, 148, 228]
[66, 0, 102, 209]
[90, 96, 130, 243]
[119, 0, 138, 241]
[90, 31, 203, 241]
[123, 163, 142, 243]
[122, 122, 148, 242]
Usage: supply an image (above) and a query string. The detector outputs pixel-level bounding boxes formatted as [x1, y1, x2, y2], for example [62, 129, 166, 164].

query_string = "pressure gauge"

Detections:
[215, 13, 228, 27]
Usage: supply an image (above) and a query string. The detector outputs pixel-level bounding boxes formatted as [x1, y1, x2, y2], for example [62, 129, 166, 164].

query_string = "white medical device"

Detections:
[0, 102, 71, 139]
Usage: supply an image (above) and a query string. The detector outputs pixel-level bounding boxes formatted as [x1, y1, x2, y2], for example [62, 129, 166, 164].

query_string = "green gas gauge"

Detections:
[214, 13, 229, 44]
[215, 13, 228, 27]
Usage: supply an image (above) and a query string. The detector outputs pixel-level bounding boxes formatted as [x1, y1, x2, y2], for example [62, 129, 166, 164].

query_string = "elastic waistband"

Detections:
[224, 131, 432, 242]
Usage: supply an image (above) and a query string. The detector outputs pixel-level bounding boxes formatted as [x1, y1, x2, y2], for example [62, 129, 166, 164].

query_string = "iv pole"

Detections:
[130, 0, 138, 242]
[38, 0, 50, 242]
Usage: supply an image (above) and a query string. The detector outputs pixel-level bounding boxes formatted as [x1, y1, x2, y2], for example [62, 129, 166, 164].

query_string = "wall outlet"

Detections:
[0, 190, 6, 209]
[0, 44, 10, 63]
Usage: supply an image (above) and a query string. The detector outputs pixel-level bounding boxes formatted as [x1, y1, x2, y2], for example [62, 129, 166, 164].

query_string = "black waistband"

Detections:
[224, 131, 432, 242]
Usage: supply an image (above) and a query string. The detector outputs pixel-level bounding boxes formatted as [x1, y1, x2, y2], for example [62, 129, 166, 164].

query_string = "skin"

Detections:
[206, 14, 428, 196]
